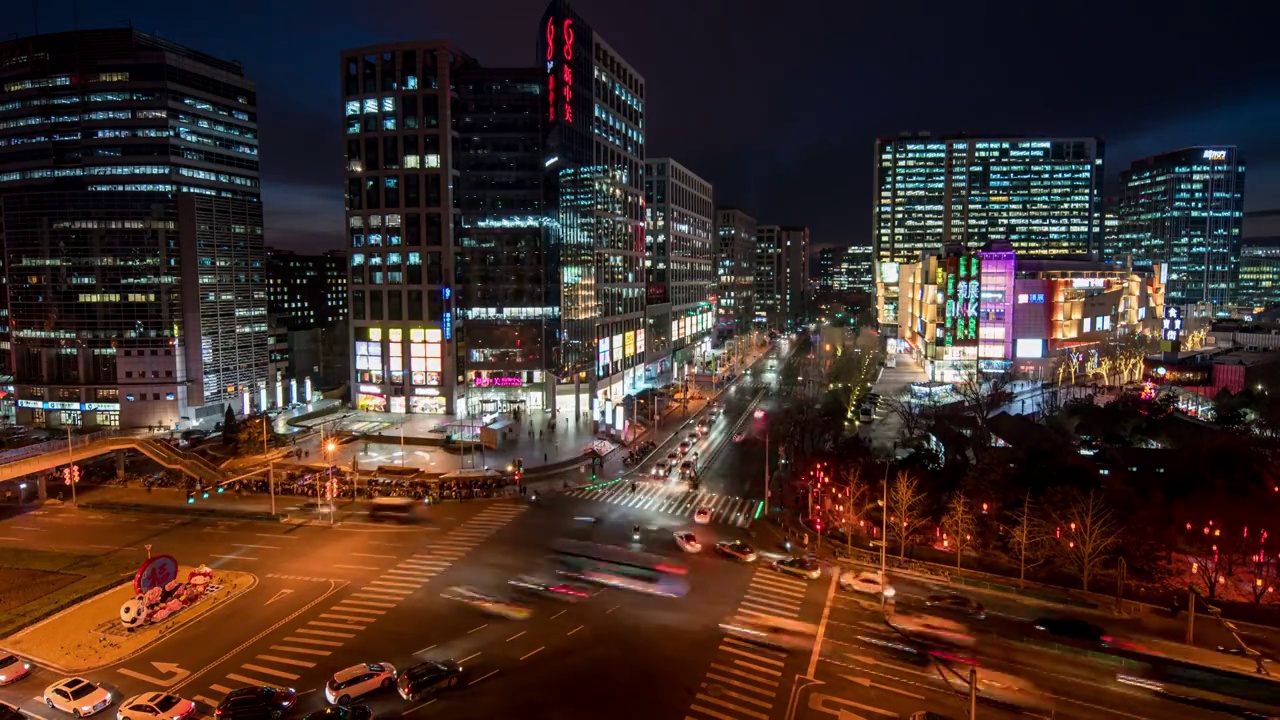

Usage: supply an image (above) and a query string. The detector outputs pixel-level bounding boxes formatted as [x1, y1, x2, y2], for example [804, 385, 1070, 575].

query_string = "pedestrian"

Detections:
[544, 452, 548, 463]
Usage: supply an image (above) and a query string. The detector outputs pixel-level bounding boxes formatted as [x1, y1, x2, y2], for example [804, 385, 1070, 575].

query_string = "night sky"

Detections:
[4, 0, 1278, 254]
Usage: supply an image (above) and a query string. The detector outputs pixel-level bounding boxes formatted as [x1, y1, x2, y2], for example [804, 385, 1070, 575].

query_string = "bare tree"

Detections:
[882, 395, 934, 443]
[1053, 489, 1121, 591]
[1007, 490, 1051, 587]
[887, 470, 929, 559]
[953, 371, 1015, 447]
[830, 464, 876, 558]
[1245, 535, 1279, 604]
[940, 490, 978, 569]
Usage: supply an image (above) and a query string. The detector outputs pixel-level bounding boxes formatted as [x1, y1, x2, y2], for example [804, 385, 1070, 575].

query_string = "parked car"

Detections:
[324, 663, 397, 706]
[1, 703, 24, 720]
[0, 655, 31, 685]
[214, 686, 297, 720]
[43, 678, 113, 717]
[395, 660, 464, 701]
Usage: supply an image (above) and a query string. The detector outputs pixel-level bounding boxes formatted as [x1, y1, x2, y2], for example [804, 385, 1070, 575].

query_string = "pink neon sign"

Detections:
[474, 377, 523, 388]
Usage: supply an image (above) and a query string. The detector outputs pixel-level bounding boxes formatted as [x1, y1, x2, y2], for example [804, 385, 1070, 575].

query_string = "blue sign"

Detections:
[442, 287, 452, 300]
[1029, 293, 1045, 304]
[443, 311, 453, 340]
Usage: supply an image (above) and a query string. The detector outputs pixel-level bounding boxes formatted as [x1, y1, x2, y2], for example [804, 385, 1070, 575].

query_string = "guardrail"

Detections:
[0, 429, 120, 466]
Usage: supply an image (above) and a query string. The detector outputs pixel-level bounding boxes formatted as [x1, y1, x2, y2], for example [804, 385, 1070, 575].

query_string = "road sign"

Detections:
[117, 662, 190, 687]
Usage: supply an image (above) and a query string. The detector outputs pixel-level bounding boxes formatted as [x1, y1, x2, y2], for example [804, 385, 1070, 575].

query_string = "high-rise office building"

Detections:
[644, 158, 714, 379]
[342, 42, 465, 415]
[540, 0, 647, 422]
[1118, 147, 1245, 308]
[755, 225, 810, 332]
[836, 244, 874, 293]
[818, 247, 837, 290]
[1236, 238, 1280, 311]
[267, 249, 348, 331]
[715, 207, 756, 339]
[455, 66, 549, 417]
[0, 29, 266, 430]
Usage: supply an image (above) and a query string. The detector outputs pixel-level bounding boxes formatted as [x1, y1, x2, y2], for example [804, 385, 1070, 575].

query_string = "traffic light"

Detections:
[62, 465, 80, 486]
[186, 490, 195, 504]
[217, 485, 225, 494]
[514, 457, 523, 485]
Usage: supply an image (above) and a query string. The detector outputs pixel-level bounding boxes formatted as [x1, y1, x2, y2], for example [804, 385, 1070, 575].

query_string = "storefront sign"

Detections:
[474, 377, 523, 388]
[17, 400, 121, 412]
[358, 384, 382, 394]
[1072, 278, 1106, 289]
[134, 554, 179, 595]
[442, 311, 452, 340]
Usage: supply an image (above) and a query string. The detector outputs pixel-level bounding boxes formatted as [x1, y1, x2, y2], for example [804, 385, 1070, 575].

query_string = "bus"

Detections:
[1114, 650, 1280, 719]
[720, 614, 818, 653]
[549, 539, 689, 598]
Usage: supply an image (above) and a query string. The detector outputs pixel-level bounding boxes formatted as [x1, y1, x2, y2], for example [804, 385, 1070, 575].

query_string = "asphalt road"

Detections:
[0, 338, 1264, 720]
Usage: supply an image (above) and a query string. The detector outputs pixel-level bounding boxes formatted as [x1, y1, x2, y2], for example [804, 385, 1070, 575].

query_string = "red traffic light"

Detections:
[753, 409, 765, 420]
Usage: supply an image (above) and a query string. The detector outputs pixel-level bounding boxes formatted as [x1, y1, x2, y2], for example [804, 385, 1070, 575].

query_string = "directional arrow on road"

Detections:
[118, 662, 190, 687]
[839, 674, 925, 700]
[807, 692, 898, 719]
[265, 589, 294, 606]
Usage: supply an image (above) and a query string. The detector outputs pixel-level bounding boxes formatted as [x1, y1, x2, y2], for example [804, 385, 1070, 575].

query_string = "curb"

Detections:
[79, 501, 280, 522]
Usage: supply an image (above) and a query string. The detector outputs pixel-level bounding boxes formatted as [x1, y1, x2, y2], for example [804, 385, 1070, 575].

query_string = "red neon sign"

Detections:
[547, 17, 575, 124]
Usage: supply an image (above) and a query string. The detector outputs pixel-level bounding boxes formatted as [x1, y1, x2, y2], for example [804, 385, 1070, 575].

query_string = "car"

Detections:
[0, 654, 31, 685]
[732, 433, 745, 442]
[117, 694, 195, 720]
[440, 586, 533, 620]
[715, 540, 758, 562]
[1, 702, 24, 720]
[652, 460, 671, 477]
[925, 593, 986, 619]
[214, 687, 297, 720]
[323, 663, 397, 706]
[838, 570, 890, 596]
[678, 441, 692, 455]
[679, 460, 695, 478]
[666, 450, 679, 462]
[302, 707, 370, 720]
[774, 556, 821, 580]
[44, 678, 113, 717]
[693, 506, 712, 524]
[1030, 617, 1108, 645]
[674, 531, 702, 553]
[396, 660, 464, 701]
[508, 575, 591, 602]
[695, 423, 709, 435]
[889, 614, 976, 647]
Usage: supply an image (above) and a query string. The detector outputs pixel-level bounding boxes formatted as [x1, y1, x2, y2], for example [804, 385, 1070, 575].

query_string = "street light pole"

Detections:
[880, 442, 895, 584]
[66, 424, 77, 506]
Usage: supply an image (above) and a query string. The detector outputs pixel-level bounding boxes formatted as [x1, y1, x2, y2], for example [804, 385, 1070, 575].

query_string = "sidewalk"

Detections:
[861, 351, 930, 450]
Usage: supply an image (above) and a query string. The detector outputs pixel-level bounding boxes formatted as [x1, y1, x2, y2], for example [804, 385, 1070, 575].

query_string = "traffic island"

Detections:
[0, 563, 256, 673]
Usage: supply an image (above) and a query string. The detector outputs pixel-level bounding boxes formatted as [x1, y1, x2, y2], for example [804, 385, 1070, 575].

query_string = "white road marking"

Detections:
[467, 624, 487, 634]
[308, 620, 367, 630]
[459, 652, 481, 663]
[255, 654, 315, 668]
[550, 610, 566, 619]
[226, 672, 274, 686]
[709, 663, 779, 687]
[340, 599, 396, 608]
[283, 636, 343, 646]
[468, 669, 498, 686]
[415, 645, 436, 654]
[257, 534, 298, 540]
[704, 672, 777, 698]
[295, 628, 355, 638]
[334, 564, 381, 571]
[699, 683, 772, 709]
[269, 645, 331, 656]
[319, 613, 374, 623]
[519, 646, 544, 661]
[211, 555, 257, 561]
[567, 624, 584, 636]
[718, 644, 784, 666]
[210, 684, 233, 694]
[368, 580, 420, 589]
[193, 695, 221, 708]
[506, 631, 525, 642]
[240, 663, 299, 680]
[401, 699, 436, 715]
[330, 605, 385, 615]
[233, 544, 280, 549]
[351, 553, 395, 558]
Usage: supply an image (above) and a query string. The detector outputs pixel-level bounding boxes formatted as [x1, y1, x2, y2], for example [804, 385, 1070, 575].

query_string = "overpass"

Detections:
[0, 434, 225, 486]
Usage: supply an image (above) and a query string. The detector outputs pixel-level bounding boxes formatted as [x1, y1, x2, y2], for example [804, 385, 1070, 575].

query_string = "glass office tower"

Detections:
[539, 0, 646, 421]
[1118, 147, 1245, 308]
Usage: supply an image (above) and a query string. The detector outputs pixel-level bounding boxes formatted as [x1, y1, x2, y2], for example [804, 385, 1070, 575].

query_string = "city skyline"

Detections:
[4, 0, 1277, 253]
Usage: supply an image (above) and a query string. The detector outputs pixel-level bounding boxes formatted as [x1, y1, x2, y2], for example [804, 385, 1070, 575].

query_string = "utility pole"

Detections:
[968, 666, 978, 719]
[880, 443, 894, 583]
[1186, 586, 1196, 644]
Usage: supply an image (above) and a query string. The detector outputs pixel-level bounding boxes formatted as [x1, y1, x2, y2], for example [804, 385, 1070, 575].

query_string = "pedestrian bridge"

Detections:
[0, 435, 225, 486]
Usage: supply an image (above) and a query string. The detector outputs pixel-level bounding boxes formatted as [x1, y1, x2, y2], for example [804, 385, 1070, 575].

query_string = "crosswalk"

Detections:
[684, 568, 814, 720]
[563, 482, 759, 527]
[175, 503, 526, 708]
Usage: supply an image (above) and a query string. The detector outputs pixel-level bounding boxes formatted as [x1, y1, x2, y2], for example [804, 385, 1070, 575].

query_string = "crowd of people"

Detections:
[214, 470, 514, 504]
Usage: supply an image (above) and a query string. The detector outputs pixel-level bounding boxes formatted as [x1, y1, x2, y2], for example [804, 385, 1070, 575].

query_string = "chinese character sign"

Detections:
[545, 17, 576, 125]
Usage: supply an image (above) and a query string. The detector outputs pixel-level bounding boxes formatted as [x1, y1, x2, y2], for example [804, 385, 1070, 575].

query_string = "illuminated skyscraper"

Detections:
[1118, 147, 1245, 308]
[872, 134, 1104, 333]
[755, 225, 810, 333]
[0, 29, 266, 430]
[540, 0, 646, 421]
[715, 207, 756, 339]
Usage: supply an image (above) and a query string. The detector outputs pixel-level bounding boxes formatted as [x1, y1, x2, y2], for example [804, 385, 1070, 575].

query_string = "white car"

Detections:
[693, 507, 712, 524]
[838, 570, 892, 597]
[116, 694, 195, 720]
[324, 663, 397, 705]
[44, 677, 113, 717]
[674, 531, 702, 553]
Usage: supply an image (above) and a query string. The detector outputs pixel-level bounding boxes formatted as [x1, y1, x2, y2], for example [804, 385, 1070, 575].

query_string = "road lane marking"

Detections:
[240, 663, 299, 680]
[732, 659, 782, 677]
[269, 645, 331, 656]
[699, 683, 772, 709]
[401, 699, 436, 716]
[567, 624, 584, 636]
[309, 620, 367, 630]
[415, 645, 436, 654]
[193, 695, 221, 708]
[255, 654, 315, 668]
[748, 578, 806, 596]
[550, 610, 566, 619]
[709, 663, 779, 687]
[334, 564, 381, 570]
[742, 593, 800, 610]
[459, 652, 481, 663]
[692, 700, 766, 720]
[506, 631, 525, 642]
[352, 591, 409, 599]
[226, 672, 276, 686]
[838, 673, 925, 699]
[519, 646, 544, 661]
[283, 636, 343, 646]
[257, 534, 297, 540]
[606, 605, 619, 614]
[722, 637, 785, 657]
[368, 580, 420, 589]
[467, 669, 498, 686]
[211, 555, 257, 561]
[704, 673, 777, 698]
[295, 628, 355, 638]
[331, 605, 385, 615]
[233, 544, 280, 549]
[210, 684, 233, 694]
[385, 571, 435, 579]
[340, 600, 396, 608]
[352, 552, 395, 558]
[739, 601, 799, 617]
[718, 644, 783, 666]
[320, 613, 374, 623]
